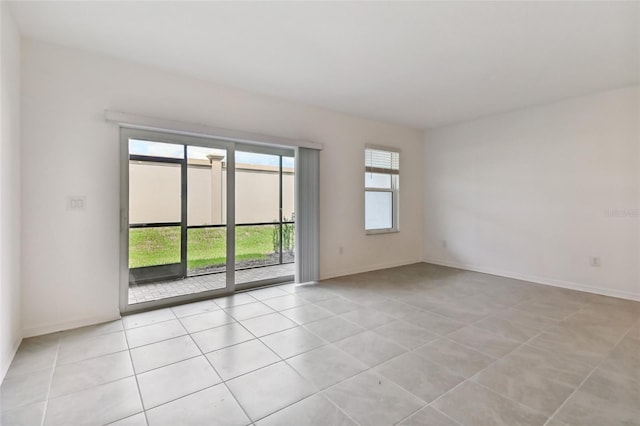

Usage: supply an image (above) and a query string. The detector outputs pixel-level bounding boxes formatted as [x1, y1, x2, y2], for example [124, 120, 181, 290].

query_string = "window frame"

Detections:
[364, 145, 399, 234]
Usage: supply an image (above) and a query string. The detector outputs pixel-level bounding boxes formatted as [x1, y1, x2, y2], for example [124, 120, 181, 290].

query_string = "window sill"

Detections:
[365, 228, 399, 235]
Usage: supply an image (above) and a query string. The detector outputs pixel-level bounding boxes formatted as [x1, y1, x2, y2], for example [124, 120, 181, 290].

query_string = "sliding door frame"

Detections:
[120, 128, 236, 314]
[119, 127, 295, 314]
[232, 147, 295, 292]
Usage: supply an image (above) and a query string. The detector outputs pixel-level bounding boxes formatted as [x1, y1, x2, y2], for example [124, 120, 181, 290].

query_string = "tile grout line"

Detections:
[54, 347, 131, 371]
[123, 316, 178, 331]
[43, 374, 140, 405]
[222, 302, 364, 425]
[456, 305, 600, 420]
[393, 403, 464, 426]
[542, 323, 635, 426]
[133, 315, 328, 378]
[139, 314, 272, 414]
[411, 288, 592, 368]
[471, 381, 549, 418]
[133, 352, 203, 376]
[131, 294, 617, 425]
[402, 300, 560, 422]
[39, 337, 60, 426]
[218, 382, 253, 425]
[181, 313, 255, 426]
[431, 406, 465, 426]
[11, 274, 637, 426]
[282, 354, 366, 424]
[122, 323, 151, 426]
[214, 309, 302, 425]
[264, 280, 608, 417]
[309, 332, 430, 425]
[320, 359, 424, 425]
[315, 392, 362, 426]
[139, 382, 241, 422]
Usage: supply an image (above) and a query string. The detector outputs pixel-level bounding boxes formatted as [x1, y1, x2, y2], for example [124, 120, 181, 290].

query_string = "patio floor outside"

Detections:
[129, 263, 295, 304]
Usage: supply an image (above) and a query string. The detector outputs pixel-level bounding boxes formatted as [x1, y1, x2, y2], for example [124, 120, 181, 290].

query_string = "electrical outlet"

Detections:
[68, 196, 86, 211]
[590, 256, 601, 267]
[339, 246, 344, 255]
[441, 240, 447, 249]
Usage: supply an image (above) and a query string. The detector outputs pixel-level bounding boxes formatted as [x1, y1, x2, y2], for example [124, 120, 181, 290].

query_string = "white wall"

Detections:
[423, 86, 640, 300]
[21, 40, 423, 336]
[0, 3, 22, 380]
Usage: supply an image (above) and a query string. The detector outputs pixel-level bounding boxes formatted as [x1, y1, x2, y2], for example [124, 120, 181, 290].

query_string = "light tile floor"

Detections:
[129, 263, 295, 304]
[2, 263, 639, 425]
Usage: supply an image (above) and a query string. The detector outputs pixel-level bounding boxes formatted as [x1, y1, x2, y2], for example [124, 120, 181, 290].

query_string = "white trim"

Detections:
[1, 335, 22, 382]
[320, 258, 422, 281]
[22, 311, 122, 338]
[105, 110, 323, 151]
[423, 258, 640, 302]
[365, 228, 400, 235]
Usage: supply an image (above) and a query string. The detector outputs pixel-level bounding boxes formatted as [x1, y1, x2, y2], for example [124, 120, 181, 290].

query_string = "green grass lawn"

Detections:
[129, 225, 277, 270]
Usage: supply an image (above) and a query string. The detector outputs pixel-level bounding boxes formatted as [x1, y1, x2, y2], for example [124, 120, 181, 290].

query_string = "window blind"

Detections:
[295, 147, 320, 283]
[365, 147, 400, 175]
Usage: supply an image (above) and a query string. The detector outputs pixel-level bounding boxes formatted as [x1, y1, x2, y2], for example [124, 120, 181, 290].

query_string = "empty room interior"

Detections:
[1, 1, 639, 426]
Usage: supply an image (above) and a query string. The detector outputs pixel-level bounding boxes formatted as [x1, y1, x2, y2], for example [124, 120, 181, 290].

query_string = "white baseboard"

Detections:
[320, 258, 422, 281]
[423, 257, 640, 302]
[1, 335, 23, 383]
[22, 311, 122, 338]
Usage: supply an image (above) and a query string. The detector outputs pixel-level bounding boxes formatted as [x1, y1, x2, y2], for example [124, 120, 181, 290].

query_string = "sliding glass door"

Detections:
[120, 128, 295, 312]
[234, 151, 295, 289]
[128, 146, 184, 284]
[186, 145, 229, 283]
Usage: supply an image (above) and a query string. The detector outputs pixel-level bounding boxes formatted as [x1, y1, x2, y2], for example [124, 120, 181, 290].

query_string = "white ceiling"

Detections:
[9, 1, 640, 129]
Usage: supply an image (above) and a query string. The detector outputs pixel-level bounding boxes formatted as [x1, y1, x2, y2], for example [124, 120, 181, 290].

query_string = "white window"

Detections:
[365, 146, 399, 233]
